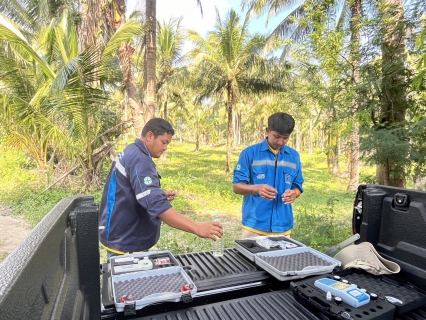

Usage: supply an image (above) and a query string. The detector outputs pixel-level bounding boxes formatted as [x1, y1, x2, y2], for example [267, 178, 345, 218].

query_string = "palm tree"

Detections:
[78, 0, 146, 135]
[0, 8, 141, 187]
[156, 17, 186, 121]
[187, 8, 288, 172]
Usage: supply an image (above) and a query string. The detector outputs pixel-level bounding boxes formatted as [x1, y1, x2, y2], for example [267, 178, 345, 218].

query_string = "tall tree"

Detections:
[187, 8, 287, 172]
[347, 0, 361, 191]
[374, 0, 408, 186]
[156, 17, 186, 121]
[144, 0, 157, 121]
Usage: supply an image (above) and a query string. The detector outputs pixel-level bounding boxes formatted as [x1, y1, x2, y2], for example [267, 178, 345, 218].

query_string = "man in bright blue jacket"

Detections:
[232, 113, 304, 238]
[99, 118, 223, 256]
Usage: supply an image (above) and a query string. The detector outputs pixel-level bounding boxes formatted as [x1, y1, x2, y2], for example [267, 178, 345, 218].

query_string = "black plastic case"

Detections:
[332, 268, 426, 314]
[291, 273, 396, 320]
[291, 185, 426, 319]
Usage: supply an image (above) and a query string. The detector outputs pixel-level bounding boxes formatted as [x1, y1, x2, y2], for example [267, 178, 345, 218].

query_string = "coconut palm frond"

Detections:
[0, 0, 40, 33]
[0, 13, 55, 79]
[102, 18, 144, 59]
[194, 0, 204, 16]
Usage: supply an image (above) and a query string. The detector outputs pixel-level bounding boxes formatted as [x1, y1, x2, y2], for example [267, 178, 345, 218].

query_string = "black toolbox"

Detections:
[291, 185, 426, 320]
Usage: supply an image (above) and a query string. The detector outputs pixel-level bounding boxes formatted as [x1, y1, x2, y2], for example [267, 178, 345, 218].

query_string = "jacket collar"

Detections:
[135, 138, 151, 157]
[261, 138, 289, 154]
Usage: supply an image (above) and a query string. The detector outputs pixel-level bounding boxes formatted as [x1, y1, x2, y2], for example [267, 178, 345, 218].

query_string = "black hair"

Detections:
[268, 112, 295, 136]
[141, 118, 175, 137]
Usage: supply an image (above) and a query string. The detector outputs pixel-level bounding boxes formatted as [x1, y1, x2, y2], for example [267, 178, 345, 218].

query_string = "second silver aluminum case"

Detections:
[254, 247, 341, 281]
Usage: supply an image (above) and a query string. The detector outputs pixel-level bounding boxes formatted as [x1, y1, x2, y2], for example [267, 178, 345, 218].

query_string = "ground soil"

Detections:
[0, 204, 31, 263]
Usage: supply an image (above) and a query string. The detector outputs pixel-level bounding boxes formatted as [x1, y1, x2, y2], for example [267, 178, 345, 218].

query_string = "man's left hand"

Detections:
[282, 189, 300, 204]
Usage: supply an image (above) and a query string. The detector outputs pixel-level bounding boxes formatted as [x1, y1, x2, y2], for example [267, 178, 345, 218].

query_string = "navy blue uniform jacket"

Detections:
[99, 139, 172, 253]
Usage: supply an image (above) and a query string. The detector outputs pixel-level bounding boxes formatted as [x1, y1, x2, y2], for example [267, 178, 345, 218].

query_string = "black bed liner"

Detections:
[136, 290, 322, 320]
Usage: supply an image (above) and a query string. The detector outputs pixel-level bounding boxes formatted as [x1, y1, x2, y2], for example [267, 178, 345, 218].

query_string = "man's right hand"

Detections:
[159, 208, 224, 241]
[196, 221, 223, 241]
[257, 184, 278, 200]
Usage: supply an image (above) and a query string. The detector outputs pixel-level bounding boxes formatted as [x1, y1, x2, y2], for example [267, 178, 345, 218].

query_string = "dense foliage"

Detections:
[1, 0, 426, 194]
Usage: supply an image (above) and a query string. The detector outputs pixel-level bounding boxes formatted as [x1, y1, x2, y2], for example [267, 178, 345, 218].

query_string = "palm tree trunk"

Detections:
[112, 0, 145, 136]
[308, 117, 313, 154]
[144, 0, 157, 121]
[295, 120, 301, 151]
[85, 0, 144, 136]
[77, 0, 103, 52]
[77, 0, 116, 51]
[347, 0, 361, 191]
[225, 83, 234, 172]
[121, 43, 145, 135]
[233, 108, 241, 146]
[163, 91, 168, 121]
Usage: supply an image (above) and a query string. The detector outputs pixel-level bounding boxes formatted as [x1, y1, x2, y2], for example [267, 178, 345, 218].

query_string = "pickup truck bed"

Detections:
[1, 185, 425, 320]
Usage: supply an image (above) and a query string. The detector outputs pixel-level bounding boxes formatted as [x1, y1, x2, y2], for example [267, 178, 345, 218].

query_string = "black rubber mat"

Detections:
[174, 248, 273, 291]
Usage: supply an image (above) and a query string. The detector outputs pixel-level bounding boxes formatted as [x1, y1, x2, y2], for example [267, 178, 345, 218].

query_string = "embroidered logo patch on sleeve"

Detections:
[285, 174, 292, 184]
[236, 164, 241, 170]
[144, 176, 152, 185]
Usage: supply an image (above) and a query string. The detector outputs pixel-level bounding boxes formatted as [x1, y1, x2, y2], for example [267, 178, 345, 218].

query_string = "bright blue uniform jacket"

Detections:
[99, 139, 171, 252]
[233, 139, 304, 232]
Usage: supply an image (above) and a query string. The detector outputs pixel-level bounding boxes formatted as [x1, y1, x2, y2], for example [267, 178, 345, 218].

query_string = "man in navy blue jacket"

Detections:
[232, 113, 304, 239]
[99, 118, 223, 255]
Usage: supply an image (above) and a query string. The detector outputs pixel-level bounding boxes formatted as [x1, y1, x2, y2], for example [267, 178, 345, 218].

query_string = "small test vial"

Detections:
[212, 216, 224, 257]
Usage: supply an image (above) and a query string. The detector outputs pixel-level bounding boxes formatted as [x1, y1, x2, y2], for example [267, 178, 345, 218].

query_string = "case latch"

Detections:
[181, 291, 193, 303]
[123, 301, 136, 316]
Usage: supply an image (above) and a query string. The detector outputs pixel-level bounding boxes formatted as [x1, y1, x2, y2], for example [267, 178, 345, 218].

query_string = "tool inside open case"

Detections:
[109, 250, 196, 314]
[110, 250, 179, 275]
[234, 235, 306, 261]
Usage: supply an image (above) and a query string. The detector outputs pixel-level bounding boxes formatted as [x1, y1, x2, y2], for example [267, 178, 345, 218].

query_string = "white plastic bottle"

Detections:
[212, 216, 224, 257]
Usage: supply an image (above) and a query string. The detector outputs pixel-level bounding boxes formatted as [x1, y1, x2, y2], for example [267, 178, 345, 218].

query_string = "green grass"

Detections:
[150, 142, 365, 254]
[0, 142, 376, 263]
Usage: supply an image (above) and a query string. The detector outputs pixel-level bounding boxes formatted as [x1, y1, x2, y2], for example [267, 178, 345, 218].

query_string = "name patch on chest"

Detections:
[256, 173, 265, 180]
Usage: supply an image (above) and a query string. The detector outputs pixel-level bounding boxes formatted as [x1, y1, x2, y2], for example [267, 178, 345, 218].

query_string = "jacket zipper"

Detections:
[270, 153, 278, 231]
